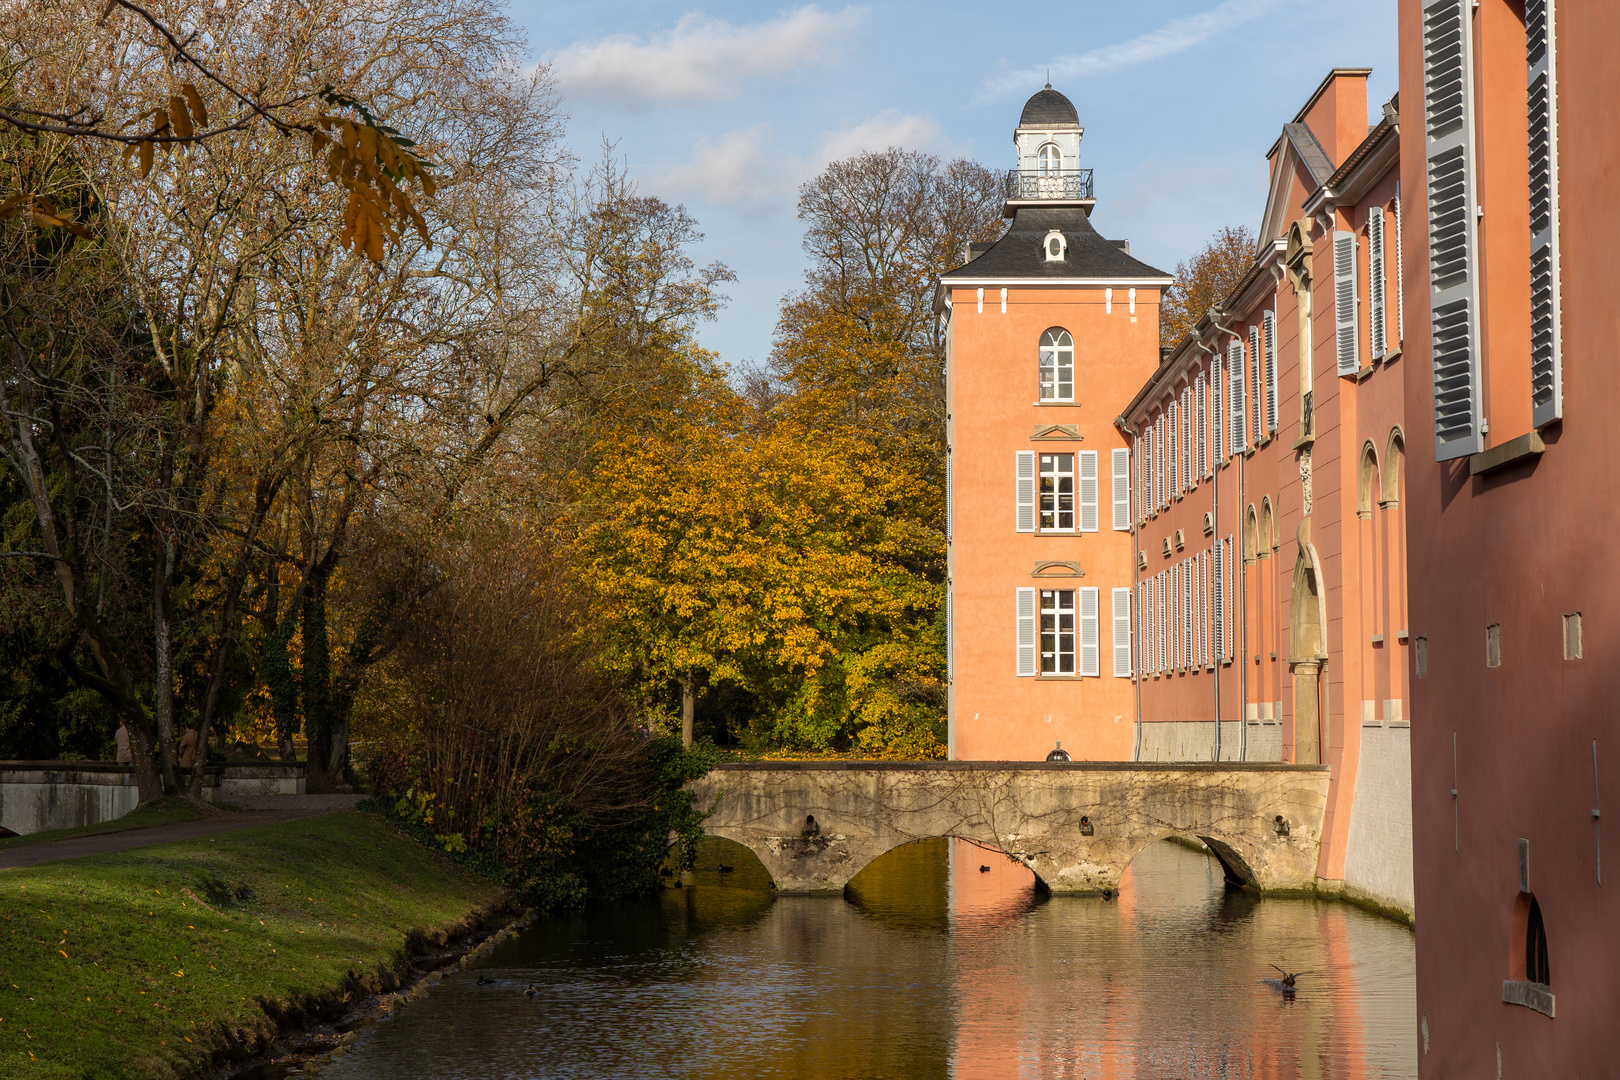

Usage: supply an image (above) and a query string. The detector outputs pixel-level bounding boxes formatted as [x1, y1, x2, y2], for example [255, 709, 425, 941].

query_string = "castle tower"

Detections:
[941, 86, 1170, 761]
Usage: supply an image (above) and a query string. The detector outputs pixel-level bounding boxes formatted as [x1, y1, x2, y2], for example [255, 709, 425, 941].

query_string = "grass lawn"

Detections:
[0, 799, 214, 853]
[0, 811, 509, 1079]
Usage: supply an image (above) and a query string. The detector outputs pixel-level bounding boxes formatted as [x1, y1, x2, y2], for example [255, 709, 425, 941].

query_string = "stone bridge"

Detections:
[687, 761, 1332, 895]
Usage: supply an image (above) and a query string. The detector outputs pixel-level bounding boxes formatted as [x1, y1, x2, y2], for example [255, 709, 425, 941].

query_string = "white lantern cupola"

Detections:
[1007, 84, 1093, 214]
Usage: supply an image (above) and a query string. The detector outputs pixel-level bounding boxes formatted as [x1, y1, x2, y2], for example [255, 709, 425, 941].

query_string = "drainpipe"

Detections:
[1117, 416, 1143, 761]
[1208, 313, 1251, 764]
[1192, 338, 1220, 761]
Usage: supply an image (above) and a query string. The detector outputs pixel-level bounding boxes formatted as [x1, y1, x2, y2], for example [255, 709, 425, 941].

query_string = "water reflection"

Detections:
[318, 838, 1414, 1079]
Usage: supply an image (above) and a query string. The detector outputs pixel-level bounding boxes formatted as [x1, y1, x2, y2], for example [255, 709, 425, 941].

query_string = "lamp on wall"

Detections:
[1079, 815, 1095, 837]
[1274, 814, 1290, 837]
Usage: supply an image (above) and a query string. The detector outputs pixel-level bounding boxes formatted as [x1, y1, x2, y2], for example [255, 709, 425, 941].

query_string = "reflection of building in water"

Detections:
[945, 838, 1414, 1079]
[943, 74, 1414, 923]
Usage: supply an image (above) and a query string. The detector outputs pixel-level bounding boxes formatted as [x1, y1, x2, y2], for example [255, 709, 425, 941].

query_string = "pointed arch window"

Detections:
[1039, 328, 1074, 402]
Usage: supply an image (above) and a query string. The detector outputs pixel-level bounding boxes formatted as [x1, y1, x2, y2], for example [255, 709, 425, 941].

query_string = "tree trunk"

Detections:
[680, 673, 695, 749]
[302, 568, 333, 784]
[125, 711, 163, 803]
[152, 531, 177, 792]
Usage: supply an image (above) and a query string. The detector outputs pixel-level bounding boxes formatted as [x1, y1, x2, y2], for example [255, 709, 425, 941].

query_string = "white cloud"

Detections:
[652, 110, 945, 207]
[983, 0, 1285, 97]
[550, 7, 863, 108]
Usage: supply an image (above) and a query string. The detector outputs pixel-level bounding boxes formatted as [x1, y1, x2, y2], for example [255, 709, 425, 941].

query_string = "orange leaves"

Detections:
[0, 194, 91, 238]
[120, 82, 210, 179]
[310, 109, 434, 264]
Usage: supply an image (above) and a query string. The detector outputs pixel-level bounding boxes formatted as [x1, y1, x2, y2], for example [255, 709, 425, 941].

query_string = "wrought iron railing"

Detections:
[1004, 168, 1094, 202]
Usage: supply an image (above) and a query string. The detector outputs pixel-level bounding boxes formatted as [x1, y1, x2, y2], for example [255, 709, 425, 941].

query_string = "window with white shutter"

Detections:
[1039, 453, 1076, 532]
[1183, 558, 1194, 668]
[945, 455, 953, 539]
[1368, 208, 1388, 360]
[945, 587, 953, 682]
[1212, 538, 1225, 664]
[1112, 448, 1130, 530]
[1172, 396, 1185, 498]
[1334, 230, 1360, 376]
[1016, 588, 1037, 676]
[1041, 589, 1076, 674]
[1223, 535, 1234, 659]
[1262, 309, 1279, 434]
[1248, 326, 1263, 443]
[1228, 341, 1246, 454]
[1078, 450, 1099, 532]
[1133, 583, 1143, 677]
[1528, 0, 1562, 428]
[1212, 357, 1225, 463]
[1393, 185, 1405, 345]
[1424, 0, 1484, 460]
[1078, 587, 1100, 677]
[1112, 587, 1132, 677]
[1156, 574, 1166, 674]
[1138, 429, 1149, 524]
[1156, 415, 1168, 509]
[1016, 451, 1036, 532]
[1198, 551, 1208, 667]
[1181, 387, 1194, 489]
[1168, 565, 1178, 670]
[1141, 580, 1152, 674]
[1195, 372, 1207, 478]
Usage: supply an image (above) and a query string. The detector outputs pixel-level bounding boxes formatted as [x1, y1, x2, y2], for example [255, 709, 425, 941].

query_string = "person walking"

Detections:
[178, 726, 198, 769]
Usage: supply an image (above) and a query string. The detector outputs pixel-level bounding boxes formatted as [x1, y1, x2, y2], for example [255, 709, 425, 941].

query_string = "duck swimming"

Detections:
[715, 865, 734, 873]
[525, 984, 540, 998]
[476, 975, 497, 986]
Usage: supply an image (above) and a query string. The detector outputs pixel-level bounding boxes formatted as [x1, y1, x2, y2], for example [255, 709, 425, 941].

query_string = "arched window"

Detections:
[1526, 894, 1550, 986]
[1039, 328, 1074, 402]
[1259, 497, 1276, 556]
[1357, 443, 1380, 519]
[1382, 428, 1404, 507]
[1037, 143, 1062, 175]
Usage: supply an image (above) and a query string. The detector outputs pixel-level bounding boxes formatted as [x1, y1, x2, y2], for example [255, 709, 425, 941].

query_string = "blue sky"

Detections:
[507, 0, 1399, 368]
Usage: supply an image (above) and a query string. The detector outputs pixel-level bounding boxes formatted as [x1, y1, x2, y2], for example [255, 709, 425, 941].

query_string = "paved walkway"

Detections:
[0, 794, 367, 871]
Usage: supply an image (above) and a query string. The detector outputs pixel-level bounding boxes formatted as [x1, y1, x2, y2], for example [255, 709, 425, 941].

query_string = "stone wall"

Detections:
[1135, 720, 1282, 762]
[0, 762, 306, 835]
[1340, 723, 1414, 917]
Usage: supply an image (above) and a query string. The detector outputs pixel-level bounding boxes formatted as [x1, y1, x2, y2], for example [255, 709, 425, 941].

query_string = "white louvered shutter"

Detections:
[1112, 587, 1131, 678]
[1212, 357, 1225, 463]
[1212, 538, 1224, 664]
[1133, 583, 1142, 677]
[1223, 536, 1234, 659]
[1228, 341, 1246, 454]
[1195, 373, 1207, 478]
[945, 587, 953, 682]
[1112, 448, 1130, 530]
[1393, 183, 1405, 344]
[1167, 565, 1177, 670]
[1199, 551, 1209, 667]
[1079, 587, 1100, 677]
[1156, 575, 1166, 673]
[1248, 326, 1263, 443]
[1138, 430, 1149, 524]
[1016, 451, 1036, 532]
[1528, 0, 1562, 427]
[1016, 588, 1037, 676]
[1156, 415, 1167, 508]
[1181, 387, 1193, 489]
[1368, 208, 1388, 360]
[1334, 230, 1360, 376]
[945, 455, 953, 539]
[1183, 558, 1194, 668]
[1424, 0, 1484, 460]
[1262, 309, 1279, 434]
[1141, 581, 1152, 674]
[1078, 450, 1099, 532]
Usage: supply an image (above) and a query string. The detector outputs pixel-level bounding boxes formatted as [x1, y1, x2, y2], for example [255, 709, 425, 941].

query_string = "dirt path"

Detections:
[0, 794, 366, 870]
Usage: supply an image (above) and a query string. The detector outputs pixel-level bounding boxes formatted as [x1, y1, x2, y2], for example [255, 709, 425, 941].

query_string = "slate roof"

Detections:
[1281, 122, 1334, 187]
[942, 206, 1170, 282]
[1019, 86, 1080, 128]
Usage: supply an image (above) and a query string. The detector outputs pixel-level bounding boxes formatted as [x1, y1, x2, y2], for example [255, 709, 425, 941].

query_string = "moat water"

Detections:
[314, 838, 1416, 1079]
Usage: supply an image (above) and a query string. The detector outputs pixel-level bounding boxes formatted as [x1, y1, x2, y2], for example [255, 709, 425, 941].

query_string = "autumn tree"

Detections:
[1159, 225, 1257, 346]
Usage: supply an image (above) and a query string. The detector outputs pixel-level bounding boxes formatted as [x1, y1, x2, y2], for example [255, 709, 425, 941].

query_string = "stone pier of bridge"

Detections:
[686, 761, 1332, 895]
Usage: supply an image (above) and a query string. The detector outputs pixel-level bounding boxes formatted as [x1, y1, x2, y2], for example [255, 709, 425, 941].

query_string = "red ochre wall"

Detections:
[947, 283, 1160, 762]
[1398, 0, 1620, 1073]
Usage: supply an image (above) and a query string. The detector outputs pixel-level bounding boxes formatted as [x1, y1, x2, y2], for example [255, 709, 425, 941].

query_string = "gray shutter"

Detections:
[1262, 309, 1279, 434]
[1079, 587, 1100, 677]
[1334, 230, 1360, 375]
[1424, 0, 1484, 460]
[1228, 341, 1246, 453]
[1368, 207, 1388, 360]
[1528, 0, 1562, 427]
[1248, 326, 1263, 442]
[1212, 538, 1224, 663]
[1112, 448, 1130, 530]
[1078, 450, 1099, 532]
[1016, 588, 1037, 676]
[1016, 451, 1035, 532]
[1112, 587, 1132, 677]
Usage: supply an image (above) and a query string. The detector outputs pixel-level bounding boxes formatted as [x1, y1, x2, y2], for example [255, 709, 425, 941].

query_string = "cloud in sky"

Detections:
[653, 110, 945, 207]
[982, 0, 1285, 97]
[549, 6, 863, 108]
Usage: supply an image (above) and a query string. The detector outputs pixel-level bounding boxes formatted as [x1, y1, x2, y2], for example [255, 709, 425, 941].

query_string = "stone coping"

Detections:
[711, 760, 1331, 773]
[0, 761, 305, 778]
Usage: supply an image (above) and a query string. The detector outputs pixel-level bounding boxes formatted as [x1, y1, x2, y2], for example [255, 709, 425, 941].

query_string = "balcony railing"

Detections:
[1004, 168, 1094, 202]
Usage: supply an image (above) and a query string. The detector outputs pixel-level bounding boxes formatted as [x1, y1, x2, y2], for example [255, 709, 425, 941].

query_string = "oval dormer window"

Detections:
[1044, 229, 1067, 262]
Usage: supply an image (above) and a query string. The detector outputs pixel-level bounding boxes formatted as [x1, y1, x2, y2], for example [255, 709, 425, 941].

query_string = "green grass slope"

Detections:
[0, 811, 509, 1079]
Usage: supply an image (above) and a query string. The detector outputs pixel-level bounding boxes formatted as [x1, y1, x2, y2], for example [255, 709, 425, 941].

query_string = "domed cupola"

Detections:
[1008, 84, 1093, 214]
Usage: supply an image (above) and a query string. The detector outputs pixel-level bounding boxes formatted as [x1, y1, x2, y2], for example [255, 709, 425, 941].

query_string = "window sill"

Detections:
[1501, 980, 1555, 1018]
[1035, 675, 1086, 681]
[1354, 364, 1375, 382]
[1292, 433, 1315, 451]
[1469, 431, 1545, 477]
[1033, 401, 1080, 407]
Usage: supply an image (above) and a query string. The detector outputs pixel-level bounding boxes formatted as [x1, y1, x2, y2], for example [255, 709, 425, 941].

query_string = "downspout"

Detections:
[1192, 337, 1220, 761]
[1118, 416, 1142, 761]
[1208, 313, 1249, 764]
